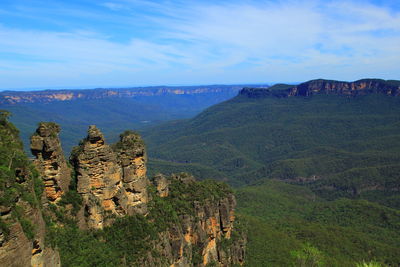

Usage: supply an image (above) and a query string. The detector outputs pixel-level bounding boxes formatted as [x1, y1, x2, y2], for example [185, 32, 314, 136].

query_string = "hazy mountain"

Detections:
[0, 84, 269, 153]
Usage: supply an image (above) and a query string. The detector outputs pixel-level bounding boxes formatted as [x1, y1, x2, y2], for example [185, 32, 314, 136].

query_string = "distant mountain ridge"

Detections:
[1, 84, 265, 104]
[240, 79, 400, 98]
[142, 77, 400, 209]
[1, 84, 271, 153]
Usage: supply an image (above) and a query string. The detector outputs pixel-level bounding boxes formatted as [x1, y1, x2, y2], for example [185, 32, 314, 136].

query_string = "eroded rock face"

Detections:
[31, 122, 71, 202]
[114, 131, 149, 215]
[150, 175, 246, 267]
[153, 174, 170, 197]
[0, 209, 61, 267]
[71, 126, 149, 229]
[290, 79, 400, 97]
[1, 118, 61, 267]
[239, 79, 400, 98]
[3, 118, 246, 266]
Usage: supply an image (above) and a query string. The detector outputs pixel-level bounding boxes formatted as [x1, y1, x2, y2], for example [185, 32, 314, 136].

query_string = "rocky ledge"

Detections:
[239, 79, 400, 98]
[149, 173, 246, 266]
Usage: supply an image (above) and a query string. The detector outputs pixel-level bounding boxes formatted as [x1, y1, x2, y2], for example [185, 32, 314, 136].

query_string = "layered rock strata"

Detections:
[2, 115, 246, 266]
[0, 117, 60, 266]
[69, 125, 246, 264]
[30, 122, 71, 202]
[70, 126, 148, 229]
[151, 174, 246, 267]
[240, 79, 400, 98]
[0, 201, 61, 267]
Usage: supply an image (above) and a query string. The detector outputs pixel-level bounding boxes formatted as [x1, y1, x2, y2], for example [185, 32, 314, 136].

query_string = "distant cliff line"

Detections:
[239, 79, 400, 98]
[0, 84, 267, 104]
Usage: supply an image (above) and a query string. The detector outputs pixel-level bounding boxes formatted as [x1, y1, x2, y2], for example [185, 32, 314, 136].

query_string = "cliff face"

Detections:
[0, 113, 60, 267]
[239, 79, 400, 98]
[291, 79, 400, 97]
[0, 86, 242, 104]
[70, 126, 149, 229]
[148, 174, 246, 267]
[30, 122, 71, 202]
[66, 126, 245, 265]
[1, 116, 245, 266]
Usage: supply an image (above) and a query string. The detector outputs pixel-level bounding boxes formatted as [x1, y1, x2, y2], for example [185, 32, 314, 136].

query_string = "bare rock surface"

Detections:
[30, 122, 71, 203]
[71, 126, 149, 229]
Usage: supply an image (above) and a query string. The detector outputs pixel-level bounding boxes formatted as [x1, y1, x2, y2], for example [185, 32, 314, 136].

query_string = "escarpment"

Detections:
[240, 79, 400, 98]
[30, 122, 71, 203]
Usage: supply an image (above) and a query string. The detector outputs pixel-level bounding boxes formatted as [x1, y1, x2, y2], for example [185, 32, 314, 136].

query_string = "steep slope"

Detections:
[0, 111, 60, 266]
[142, 79, 400, 208]
[1, 114, 245, 266]
[35, 123, 246, 266]
[30, 122, 71, 202]
[240, 78, 400, 98]
[70, 126, 149, 229]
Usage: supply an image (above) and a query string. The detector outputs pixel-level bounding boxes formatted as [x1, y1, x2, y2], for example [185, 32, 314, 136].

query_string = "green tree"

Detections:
[291, 243, 325, 267]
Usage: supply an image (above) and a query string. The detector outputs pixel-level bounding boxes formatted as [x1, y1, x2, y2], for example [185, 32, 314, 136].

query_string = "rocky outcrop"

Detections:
[69, 125, 246, 264]
[113, 130, 149, 215]
[149, 174, 246, 267]
[239, 79, 400, 98]
[0, 114, 60, 267]
[153, 174, 170, 197]
[0, 204, 61, 267]
[290, 79, 400, 97]
[30, 122, 71, 202]
[70, 126, 149, 229]
[2, 114, 246, 266]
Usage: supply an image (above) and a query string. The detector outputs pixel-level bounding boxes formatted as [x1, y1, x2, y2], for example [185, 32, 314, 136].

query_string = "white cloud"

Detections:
[0, 0, 399, 89]
[101, 2, 125, 11]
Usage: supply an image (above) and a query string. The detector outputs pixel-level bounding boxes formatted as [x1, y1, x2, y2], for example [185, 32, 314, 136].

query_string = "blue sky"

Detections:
[0, 0, 399, 90]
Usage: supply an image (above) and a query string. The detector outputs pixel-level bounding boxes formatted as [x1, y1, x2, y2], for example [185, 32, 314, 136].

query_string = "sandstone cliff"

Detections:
[0, 113, 60, 267]
[1, 117, 245, 266]
[65, 126, 245, 266]
[0, 86, 242, 104]
[147, 173, 246, 267]
[70, 126, 149, 229]
[239, 79, 400, 98]
[30, 122, 71, 203]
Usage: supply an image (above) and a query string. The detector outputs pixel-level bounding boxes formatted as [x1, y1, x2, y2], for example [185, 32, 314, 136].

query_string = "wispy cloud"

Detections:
[101, 2, 126, 11]
[0, 0, 399, 89]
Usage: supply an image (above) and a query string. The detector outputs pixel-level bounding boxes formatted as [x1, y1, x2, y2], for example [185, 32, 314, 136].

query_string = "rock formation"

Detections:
[30, 122, 71, 202]
[68, 125, 246, 265]
[0, 202, 61, 267]
[239, 79, 400, 98]
[1, 115, 246, 266]
[0, 114, 60, 267]
[149, 173, 246, 267]
[113, 130, 149, 215]
[153, 173, 170, 197]
[70, 126, 149, 229]
[290, 79, 400, 97]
